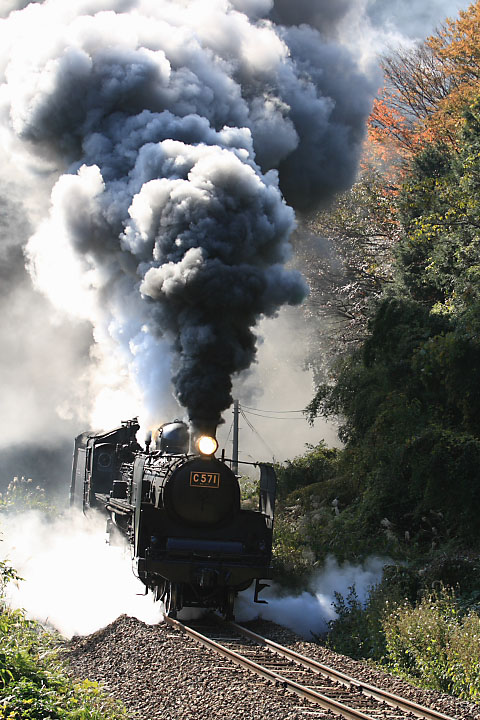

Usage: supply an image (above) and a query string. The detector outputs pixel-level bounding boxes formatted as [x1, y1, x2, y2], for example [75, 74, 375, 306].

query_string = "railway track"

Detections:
[164, 615, 457, 720]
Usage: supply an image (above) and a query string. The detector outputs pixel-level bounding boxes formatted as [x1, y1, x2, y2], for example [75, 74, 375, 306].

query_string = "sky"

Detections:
[0, 0, 474, 492]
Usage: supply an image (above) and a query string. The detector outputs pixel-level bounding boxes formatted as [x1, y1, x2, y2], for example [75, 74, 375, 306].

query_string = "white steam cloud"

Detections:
[217, 305, 340, 464]
[2, 510, 163, 637]
[236, 555, 388, 639]
[1, 508, 386, 640]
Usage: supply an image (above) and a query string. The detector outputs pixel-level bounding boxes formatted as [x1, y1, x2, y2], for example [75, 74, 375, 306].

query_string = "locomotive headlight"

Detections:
[197, 435, 218, 456]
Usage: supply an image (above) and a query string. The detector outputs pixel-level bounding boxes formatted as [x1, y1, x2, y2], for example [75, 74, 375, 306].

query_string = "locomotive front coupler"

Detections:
[197, 567, 218, 589]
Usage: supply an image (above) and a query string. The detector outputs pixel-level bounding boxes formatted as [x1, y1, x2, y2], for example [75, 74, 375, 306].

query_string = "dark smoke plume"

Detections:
[0, 0, 375, 432]
[270, 0, 353, 35]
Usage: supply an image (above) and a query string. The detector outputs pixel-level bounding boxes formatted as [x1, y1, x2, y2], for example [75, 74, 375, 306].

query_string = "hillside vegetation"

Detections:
[273, 0, 480, 700]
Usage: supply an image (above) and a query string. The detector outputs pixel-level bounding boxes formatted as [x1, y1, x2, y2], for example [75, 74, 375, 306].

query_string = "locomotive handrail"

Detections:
[104, 500, 134, 515]
[221, 457, 275, 467]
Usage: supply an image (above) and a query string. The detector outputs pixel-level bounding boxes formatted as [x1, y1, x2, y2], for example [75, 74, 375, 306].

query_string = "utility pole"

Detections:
[232, 398, 239, 475]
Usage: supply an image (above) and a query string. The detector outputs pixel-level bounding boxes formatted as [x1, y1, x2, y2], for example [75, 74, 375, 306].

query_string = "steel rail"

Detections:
[227, 621, 456, 720]
[165, 615, 459, 720]
[164, 615, 375, 720]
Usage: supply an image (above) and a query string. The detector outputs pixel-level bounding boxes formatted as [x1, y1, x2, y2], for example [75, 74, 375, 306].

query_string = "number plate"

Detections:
[190, 471, 221, 488]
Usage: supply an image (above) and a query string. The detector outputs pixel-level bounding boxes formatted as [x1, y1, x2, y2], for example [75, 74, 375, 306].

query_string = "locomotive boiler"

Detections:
[70, 418, 276, 618]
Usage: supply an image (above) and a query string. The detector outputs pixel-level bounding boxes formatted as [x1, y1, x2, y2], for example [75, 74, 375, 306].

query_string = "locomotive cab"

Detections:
[70, 418, 140, 510]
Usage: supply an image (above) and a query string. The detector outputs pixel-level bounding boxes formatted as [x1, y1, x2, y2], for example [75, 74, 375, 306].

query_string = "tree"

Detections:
[397, 99, 480, 314]
[370, 2, 480, 158]
[369, 42, 450, 158]
[301, 168, 399, 367]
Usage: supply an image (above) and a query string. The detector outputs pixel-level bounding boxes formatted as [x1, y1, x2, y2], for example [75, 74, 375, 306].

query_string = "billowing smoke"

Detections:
[0, 0, 374, 435]
[0, 1, 40, 17]
[236, 555, 388, 638]
[0, 177, 93, 464]
[2, 510, 163, 637]
[270, 0, 354, 35]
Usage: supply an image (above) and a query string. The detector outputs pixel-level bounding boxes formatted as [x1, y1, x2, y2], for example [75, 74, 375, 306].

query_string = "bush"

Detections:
[0, 477, 56, 517]
[383, 590, 456, 691]
[326, 565, 420, 660]
[383, 588, 480, 700]
[326, 585, 386, 659]
[447, 612, 480, 700]
[272, 515, 313, 586]
[326, 574, 480, 700]
[275, 443, 340, 500]
[0, 560, 20, 599]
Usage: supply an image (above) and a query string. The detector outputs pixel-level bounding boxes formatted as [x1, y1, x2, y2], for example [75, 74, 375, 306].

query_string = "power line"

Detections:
[225, 419, 234, 443]
[240, 403, 304, 414]
[239, 408, 277, 462]
[240, 406, 307, 421]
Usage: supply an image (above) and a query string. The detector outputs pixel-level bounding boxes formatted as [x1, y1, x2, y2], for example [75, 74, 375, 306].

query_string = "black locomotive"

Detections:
[70, 418, 276, 618]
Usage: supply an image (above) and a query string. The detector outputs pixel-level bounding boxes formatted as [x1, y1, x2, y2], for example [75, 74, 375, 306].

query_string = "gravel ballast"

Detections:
[65, 614, 480, 720]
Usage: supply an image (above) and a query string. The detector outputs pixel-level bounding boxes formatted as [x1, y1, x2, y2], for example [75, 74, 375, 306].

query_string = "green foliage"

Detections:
[275, 443, 340, 500]
[0, 476, 57, 517]
[307, 289, 480, 548]
[0, 560, 20, 600]
[238, 475, 258, 509]
[397, 101, 480, 315]
[326, 569, 480, 700]
[305, 96, 480, 552]
[327, 565, 420, 660]
[272, 444, 376, 583]
[272, 514, 313, 586]
[383, 590, 456, 691]
[326, 585, 386, 659]
[0, 604, 130, 720]
[447, 613, 480, 700]
[381, 588, 480, 699]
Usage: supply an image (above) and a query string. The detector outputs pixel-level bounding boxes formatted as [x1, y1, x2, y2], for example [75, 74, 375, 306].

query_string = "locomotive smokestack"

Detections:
[0, 0, 375, 430]
[191, 422, 217, 440]
[189, 421, 218, 456]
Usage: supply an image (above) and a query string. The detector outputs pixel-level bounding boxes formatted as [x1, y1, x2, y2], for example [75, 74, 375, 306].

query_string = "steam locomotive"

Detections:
[70, 418, 276, 618]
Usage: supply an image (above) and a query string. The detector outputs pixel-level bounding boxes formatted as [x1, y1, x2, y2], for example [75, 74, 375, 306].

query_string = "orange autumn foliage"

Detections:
[367, 1, 480, 166]
[367, 91, 435, 170]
